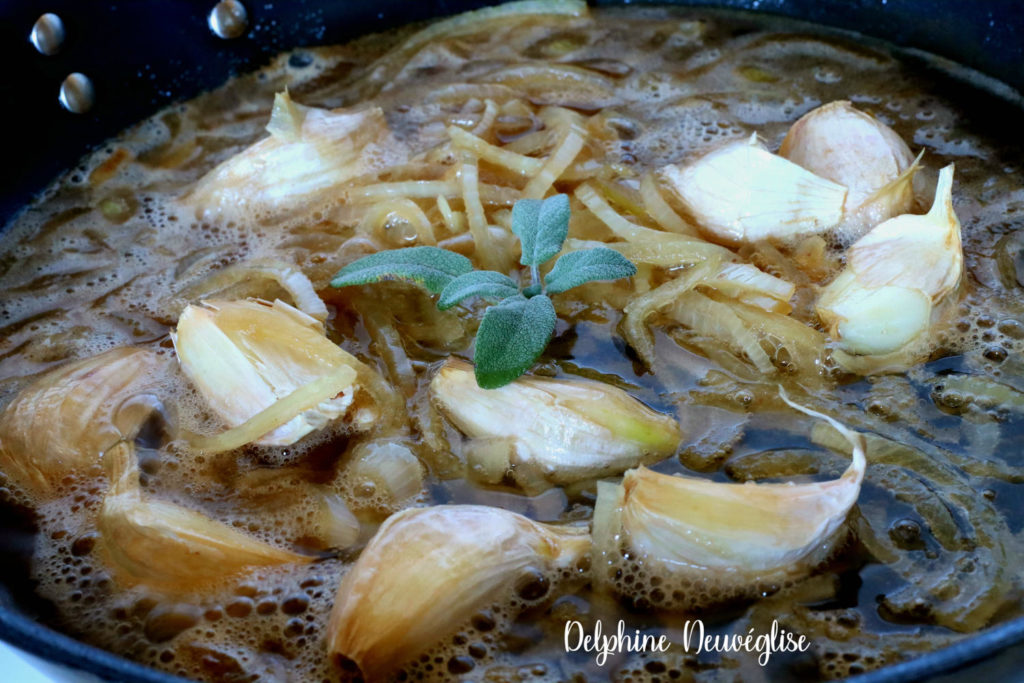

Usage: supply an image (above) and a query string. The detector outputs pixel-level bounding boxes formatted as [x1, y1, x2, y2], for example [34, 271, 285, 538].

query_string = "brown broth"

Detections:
[2, 6, 1024, 682]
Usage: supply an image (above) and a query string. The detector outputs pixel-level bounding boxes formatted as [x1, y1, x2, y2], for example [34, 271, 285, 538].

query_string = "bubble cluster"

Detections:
[597, 538, 819, 614]
[397, 561, 587, 682]
[1, 4, 1022, 683]
[31, 500, 348, 683]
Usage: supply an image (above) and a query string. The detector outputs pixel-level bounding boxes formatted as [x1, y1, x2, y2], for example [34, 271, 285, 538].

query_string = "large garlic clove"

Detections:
[185, 91, 404, 221]
[327, 505, 589, 679]
[660, 134, 847, 245]
[172, 298, 369, 448]
[592, 394, 866, 608]
[846, 165, 962, 296]
[816, 164, 962, 356]
[430, 358, 681, 492]
[99, 441, 309, 589]
[780, 100, 916, 227]
[0, 347, 167, 498]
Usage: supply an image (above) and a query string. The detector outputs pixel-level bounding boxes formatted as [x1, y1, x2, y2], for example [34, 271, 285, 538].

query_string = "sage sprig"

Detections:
[330, 194, 637, 388]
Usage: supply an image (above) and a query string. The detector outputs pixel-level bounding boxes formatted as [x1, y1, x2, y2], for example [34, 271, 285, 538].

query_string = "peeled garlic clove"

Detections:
[99, 441, 310, 589]
[592, 394, 866, 607]
[430, 358, 681, 491]
[816, 270, 932, 356]
[186, 92, 404, 221]
[816, 164, 962, 356]
[0, 347, 167, 497]
[780, 100, 915, 223]
[172, 298, 373, 448]
[847, 164, 962, 297]
[660, 134, 847, 244]
[840, 150, 923, 240]
[327, 505, 589, 678]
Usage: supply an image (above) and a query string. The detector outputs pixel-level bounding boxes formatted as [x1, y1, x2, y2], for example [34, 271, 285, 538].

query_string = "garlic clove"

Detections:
[592, 393, 866, 607]
[186, 92, 405, 221]
[780, 100, 915, 222]
[660, 134, 847, 245]
[0, 347, 167, 498]
[846, 164, 962, 298]
[430, 358, 681, 491]
[816, 270, 932, 356]
[99, 441, 310, 590]
[841, 150, 923, 239]
[463, 436, 519, 485]
[345, 440, 425, 513]
[172, 298, 368, 447]
[326, 504, 589, 679]
[816, 164, 962, 357]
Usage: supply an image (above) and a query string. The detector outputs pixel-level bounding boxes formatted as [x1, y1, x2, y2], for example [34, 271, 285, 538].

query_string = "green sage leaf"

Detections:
[544, 247, 638, 294]
[512, 194, 571, 267]
[473, 294, 556, 388]
[438, 271, 520, 310]
[329, 246, 473, 294]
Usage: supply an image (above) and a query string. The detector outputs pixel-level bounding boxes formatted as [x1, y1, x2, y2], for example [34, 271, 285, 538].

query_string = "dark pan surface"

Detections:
[2, 0, 1022, 226]
[0, 2, 1022, 681]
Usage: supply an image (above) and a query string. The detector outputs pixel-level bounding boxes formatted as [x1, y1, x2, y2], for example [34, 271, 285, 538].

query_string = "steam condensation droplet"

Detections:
[30, 13, 65, 56]
[208, 0, 249, 40]
[59, 73, 95, 114]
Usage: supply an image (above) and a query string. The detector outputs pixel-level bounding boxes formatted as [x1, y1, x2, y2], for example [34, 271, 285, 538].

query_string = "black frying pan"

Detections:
[1, 2, 1023, 681]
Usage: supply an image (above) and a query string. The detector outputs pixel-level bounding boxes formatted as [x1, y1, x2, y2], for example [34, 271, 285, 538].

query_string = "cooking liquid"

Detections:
[1, 7, 1024, 682]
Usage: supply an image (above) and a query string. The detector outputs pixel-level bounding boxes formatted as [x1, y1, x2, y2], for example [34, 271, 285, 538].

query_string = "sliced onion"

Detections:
[358, 199, 437, 247]
[666, 290, 775, 374]
[372, 0, 587, 84]
[640, 172, 699, 236]
[448, 125, 544, 176]
[359, 304, 417, 393]
[470, 98, 499, 137]
[459, 151, 499, 269]
[178, 259, 329, 322]
[611, 236, 733, 266]
[436, 195, 467, 235]
[703, 262, 795, 313]
[348, 180, 518, 207]
[575, 182, 678, 242]
[348, 181, 457, 202]
[621, 259, 720, 365]
[481, 64, 615, 109]
[523, 126, 586, 199]
[592, 177, 648, 219]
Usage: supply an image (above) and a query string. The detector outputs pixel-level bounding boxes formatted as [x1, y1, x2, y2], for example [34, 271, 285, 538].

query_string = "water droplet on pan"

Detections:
[209, 0, 248, 40]
[30, 13, 65, 56]
[59, 73, 95, 114]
